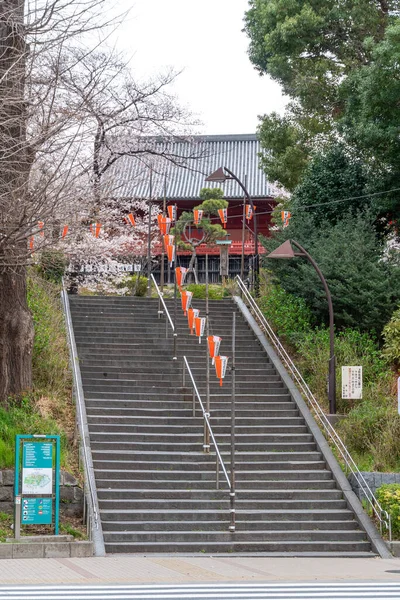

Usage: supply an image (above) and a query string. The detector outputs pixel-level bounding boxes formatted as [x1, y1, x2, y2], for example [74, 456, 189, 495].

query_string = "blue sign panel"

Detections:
[23, 442, 53, 469]
[22, 497, 52, 525]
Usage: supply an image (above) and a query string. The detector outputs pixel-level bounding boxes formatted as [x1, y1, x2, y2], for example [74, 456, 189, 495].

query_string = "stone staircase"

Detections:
[69, 295, 376, 555]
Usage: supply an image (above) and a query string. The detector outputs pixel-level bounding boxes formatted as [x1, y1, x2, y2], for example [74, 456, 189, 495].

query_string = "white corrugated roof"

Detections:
[104, 134, 274, 200]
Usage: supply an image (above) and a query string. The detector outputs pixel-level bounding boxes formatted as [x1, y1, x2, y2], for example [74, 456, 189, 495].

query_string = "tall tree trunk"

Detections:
[0, 1, 34, 402]
[0, 268, 33, 399]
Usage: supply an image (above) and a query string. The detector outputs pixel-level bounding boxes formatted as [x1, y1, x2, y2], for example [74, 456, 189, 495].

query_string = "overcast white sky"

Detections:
[114, 0, 287, 135]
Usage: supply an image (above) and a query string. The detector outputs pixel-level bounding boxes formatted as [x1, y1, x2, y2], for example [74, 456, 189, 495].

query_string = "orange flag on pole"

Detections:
[218, 208, 228, 228]
[214, 355, 229, 386]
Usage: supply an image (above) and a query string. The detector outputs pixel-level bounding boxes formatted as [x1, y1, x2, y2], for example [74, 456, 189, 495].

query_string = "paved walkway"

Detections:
[0, 555, 399, 585]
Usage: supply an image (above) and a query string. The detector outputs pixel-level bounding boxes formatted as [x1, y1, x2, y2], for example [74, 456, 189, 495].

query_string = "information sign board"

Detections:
[342, 366, 363, 400]
[22, 497, 52, 524]
[22, 442, 53, 495]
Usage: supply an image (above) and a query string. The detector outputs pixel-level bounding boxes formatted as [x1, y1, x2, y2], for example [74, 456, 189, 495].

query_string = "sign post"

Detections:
[14, 435, 60, 538]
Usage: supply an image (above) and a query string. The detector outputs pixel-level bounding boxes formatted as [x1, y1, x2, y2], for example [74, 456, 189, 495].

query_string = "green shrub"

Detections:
[25, 272, 75, 472]
[257, 284, 312, 345]
[185, 284, 225, 300]
[376, 484, 400, 539]
[382, 306, 400, 367]
[38, 250, 67, 283]
[119, 275, 148, 297]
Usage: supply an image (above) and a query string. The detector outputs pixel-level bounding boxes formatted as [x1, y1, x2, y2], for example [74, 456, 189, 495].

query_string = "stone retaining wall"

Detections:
[0, 470, 83, 517]
[349, 472, 400, 500]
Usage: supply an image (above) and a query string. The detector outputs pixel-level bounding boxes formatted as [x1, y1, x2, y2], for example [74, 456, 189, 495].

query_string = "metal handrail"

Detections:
[61, 283, 105, 555]
[150, 274, 177, 360]
[183, 356, 231, 491]
[236, 275, 392, 542]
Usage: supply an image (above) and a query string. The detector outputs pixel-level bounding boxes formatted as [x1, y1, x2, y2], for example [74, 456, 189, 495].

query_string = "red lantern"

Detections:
[187, 308, 200, 335]
[126, 213, 136, 227]
[246, 205, 257, 221]
[158, 215, 171, 235]
[38, 221, 44, 237]
[181, 291, 193, 315]
[167, 205, 177, 222]
[163, 234, 174, 248]
[29, 236, 34, 251]
[61, 225, 69, 239]
[175, 267, 188, 290]
[218, 208, 227, 228]
[90, 223, 102, 238]
[193, 209, 203, 225]
[281, 211, 291, 228]
[208, 335, 222, 365]
[214, 355, 229, 386]
[166, 243, 175, 266]
[194, 316, 206, 343]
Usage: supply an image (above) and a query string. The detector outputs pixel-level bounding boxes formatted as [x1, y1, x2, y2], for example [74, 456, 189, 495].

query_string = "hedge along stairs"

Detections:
[68, 295, 390, 556]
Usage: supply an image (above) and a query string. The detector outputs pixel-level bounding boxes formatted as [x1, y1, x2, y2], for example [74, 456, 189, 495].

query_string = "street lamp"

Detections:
[267, 239, 337, 414]
[205, 167, 259, 295]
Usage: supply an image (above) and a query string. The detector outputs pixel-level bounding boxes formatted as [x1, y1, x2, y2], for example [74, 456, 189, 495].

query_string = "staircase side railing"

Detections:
[182, 356, 235, 530]
[236, 275, 392, 542]
[61, 285, 106, 556]
[150, 274, 177, 360]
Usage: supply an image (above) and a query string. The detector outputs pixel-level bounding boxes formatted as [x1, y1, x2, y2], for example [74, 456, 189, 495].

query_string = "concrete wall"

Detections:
[0, 470, 83, 517]
[349, 472, 400, 501]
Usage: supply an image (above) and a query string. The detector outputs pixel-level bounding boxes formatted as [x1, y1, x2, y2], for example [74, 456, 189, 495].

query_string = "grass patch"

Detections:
[257, 275, 399, 472]
[0, 271, 78, 474]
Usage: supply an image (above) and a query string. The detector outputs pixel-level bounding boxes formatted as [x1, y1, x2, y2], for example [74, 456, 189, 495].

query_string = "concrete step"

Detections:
[103, 529, 366, 543]
[93, 460, 327, 472]
[99, 508, 356, 522]
[97, 498, 347, 510]
[95, 478, 336, 490]
[95, 469, 333, 481]
[103, 540, 372, 554]
[96, 488, 343, 501]
[90, 441, 318, 453]
[88, 424, 308, 434]
[101, 519, 358, 532]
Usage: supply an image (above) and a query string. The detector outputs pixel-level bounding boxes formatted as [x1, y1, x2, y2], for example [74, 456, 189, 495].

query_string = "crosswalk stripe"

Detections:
[0, 582, 400, 599]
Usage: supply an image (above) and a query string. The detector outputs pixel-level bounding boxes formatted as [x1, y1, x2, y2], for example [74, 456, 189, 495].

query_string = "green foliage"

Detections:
[199, 187, 225, 201]
[263, 210, 400, 334]
[0, 396, 68, 469]
[291, 144, 369, 224]
[376, 484, 400, 539]
[244, 0, 398, 190]
[382, 306, 400, 367]
[195, 198, 228, 215]
[185, 284, 225, 300]
[258, 283, 312, 345]
[24, 272, 75, 472]
[339, 23, 400, 222]
[257, 109, 326, 191]
[38, 250, 67, 283]
[119, 275, 148, 297]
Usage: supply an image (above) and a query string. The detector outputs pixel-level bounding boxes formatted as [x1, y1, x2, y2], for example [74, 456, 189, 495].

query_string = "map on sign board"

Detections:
[342, 366, 363, 400]
[22, 442, 53, 495]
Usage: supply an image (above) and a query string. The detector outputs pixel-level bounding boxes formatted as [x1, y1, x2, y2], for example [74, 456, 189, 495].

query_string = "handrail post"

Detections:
[173, 332, 177, 361]
[205, 253, 210, 453]
[182, 360, 186, 387]
[216, 457, 220, 490]
[230, 312, 236, 533]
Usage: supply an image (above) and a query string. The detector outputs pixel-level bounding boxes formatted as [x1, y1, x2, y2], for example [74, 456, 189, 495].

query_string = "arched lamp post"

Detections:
[267, 239, 337, 414]
[205, 167, 259, 295]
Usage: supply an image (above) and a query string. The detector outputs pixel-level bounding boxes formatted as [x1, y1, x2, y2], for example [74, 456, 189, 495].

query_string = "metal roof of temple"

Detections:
[105, 134, 278, 200]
